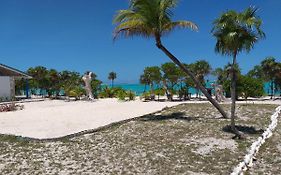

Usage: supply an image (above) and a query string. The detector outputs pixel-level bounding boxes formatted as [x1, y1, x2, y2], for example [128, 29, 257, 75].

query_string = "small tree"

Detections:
[247, 65, 264, 79]
[261, 57, 279, 98]
[108, 72, 117, 88]
[46, 69, 60, 97]
[161, 62, 181, 101]
[189, 60, 212, 98]
[275, 63, 281, 94]
[140, 66, 162, 100]
[238, 75, 264, 99]
[27, 66, 49, 96]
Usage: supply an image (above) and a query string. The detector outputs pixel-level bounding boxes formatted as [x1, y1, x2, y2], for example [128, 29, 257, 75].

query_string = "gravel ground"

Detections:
[0, 103, 279, 175]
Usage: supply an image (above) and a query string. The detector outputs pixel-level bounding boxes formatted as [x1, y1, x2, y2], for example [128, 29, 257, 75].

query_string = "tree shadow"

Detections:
[138, 112, 197, 122]
[222, 125, 264, 135]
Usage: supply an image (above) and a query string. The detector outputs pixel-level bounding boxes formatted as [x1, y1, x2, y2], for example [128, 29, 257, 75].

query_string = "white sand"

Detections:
[0, 98, 280, 139]
[0, 98, 189, 139]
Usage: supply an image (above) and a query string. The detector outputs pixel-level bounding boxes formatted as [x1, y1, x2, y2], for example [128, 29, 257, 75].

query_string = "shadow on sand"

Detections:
[222, 125, 264, 135]
[138, 112, 197, 122]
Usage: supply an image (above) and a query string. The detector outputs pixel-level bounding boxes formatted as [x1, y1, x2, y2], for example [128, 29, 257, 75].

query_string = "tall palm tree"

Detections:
[212, 7, 265, 138]
[108, 72, 117, 88]
[113, 0, 228, 118]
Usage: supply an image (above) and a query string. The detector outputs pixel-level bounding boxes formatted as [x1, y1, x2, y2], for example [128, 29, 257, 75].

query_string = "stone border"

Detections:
[231, 106, 281, 175]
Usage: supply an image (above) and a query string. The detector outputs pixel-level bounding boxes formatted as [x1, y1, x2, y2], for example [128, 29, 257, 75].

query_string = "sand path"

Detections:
[0, 99, 190, 139]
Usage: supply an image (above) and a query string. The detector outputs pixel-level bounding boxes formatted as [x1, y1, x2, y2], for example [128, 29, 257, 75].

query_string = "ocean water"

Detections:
[112, 82, 281, 96]
[112, 83, 210, 95]
[18, 82, 280, 97]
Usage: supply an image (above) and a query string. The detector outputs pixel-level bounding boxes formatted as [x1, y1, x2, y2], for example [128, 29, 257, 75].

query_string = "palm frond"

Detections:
[113, 0, 197, 41]
[163, 20, 198, 33]
[212, 6, 265, 57]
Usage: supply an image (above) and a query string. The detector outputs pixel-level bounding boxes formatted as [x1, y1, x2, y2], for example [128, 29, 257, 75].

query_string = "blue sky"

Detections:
[0, 0, 280, 84]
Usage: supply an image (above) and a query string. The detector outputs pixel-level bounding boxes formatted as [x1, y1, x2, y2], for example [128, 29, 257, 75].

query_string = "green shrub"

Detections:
[127, 90, 136, 101]
[99, 87, 115, 98]
[65, 86, 85, 99]
[141, 92, 151, 100]
[99, 86, 129, 99]
[116, 89, 127, 101]
[238, 76, 264, 99]
[223, 75, 264, 99]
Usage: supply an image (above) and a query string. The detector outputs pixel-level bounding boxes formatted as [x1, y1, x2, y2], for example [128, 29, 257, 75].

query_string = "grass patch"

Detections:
[0, 103, 278, 174]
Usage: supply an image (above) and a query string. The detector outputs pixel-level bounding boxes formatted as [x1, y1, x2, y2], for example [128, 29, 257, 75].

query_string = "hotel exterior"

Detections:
[0, 64, 31, 101]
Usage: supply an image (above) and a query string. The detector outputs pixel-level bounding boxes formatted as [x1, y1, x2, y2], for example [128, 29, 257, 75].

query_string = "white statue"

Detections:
[82, 71, 94, 100]
[213, 84, 226, 102]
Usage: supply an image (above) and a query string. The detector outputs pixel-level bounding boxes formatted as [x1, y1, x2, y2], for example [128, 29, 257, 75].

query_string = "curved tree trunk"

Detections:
[155, 37, 228, 119]
[230, 53, 245, 139]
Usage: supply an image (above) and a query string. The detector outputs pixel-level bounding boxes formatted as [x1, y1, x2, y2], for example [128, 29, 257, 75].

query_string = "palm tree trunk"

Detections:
[150, 83, 155, 100]
[271, 81, 274, 99]
[230, 53, 245, 139]
[155, 37, 229, 119]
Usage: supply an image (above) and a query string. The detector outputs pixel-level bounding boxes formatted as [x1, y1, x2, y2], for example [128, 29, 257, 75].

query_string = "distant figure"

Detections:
[82, 71, 94, 100]
[213, 84, 226, 102]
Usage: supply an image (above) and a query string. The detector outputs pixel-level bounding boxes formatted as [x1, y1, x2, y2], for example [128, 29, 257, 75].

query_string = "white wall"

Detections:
[0, 76, 11, 101]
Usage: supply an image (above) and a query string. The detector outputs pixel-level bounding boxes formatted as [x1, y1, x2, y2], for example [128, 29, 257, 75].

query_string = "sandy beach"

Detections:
[0, 98, 191, 139]
[0, 98, 280, 139]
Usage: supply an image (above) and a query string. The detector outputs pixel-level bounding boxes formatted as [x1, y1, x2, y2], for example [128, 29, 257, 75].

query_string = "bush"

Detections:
[65, 86, 85, 99]
[141, 92, 151, 100]
[99, 86, 130, 99]
[99, 87, 115, 98]
[154, 88, 165, 100]
[223, 75, 264, 99]
[238, 76, 264, 99]
[116, 89, 127, 101]
[127, 90, 136, 101]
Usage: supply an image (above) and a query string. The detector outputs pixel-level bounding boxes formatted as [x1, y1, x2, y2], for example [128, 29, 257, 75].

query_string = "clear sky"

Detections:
[0, 0, 280, 84]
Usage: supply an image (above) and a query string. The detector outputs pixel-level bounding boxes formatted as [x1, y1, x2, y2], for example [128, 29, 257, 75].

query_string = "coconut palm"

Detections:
[108, 72, 117, 88]
[261, 57, 279, 98]
[140, 66, 162, 100]
[113, 0, 228, 118]
[212, 7, 265, 138]
[191, 60, 212, 98]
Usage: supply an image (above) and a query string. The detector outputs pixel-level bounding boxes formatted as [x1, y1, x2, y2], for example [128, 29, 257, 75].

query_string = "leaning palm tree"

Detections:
[113, 0, 228, 118]
[108, 72, 117, 88]
[212, 7, 265, 138]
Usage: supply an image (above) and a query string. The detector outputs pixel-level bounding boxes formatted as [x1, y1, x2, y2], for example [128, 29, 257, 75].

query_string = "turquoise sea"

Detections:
[112, 82, 280, 96]
[20, 82, 280, 97]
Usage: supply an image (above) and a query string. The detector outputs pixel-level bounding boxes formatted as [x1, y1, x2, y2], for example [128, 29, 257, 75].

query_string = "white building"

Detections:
[0, 64, 32, 101]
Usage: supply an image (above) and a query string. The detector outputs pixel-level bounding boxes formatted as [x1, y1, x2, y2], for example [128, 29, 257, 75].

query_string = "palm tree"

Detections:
[140, 66, 162, 100]
[108, 72, 117, 88]
[261, 57, 278, 99]
[191, 60, 212, 98]
[247, 65, 264, 79]
[113, 0, 228, 118]
[212, 7, 265, 138]
[161, 62, 181, 100]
